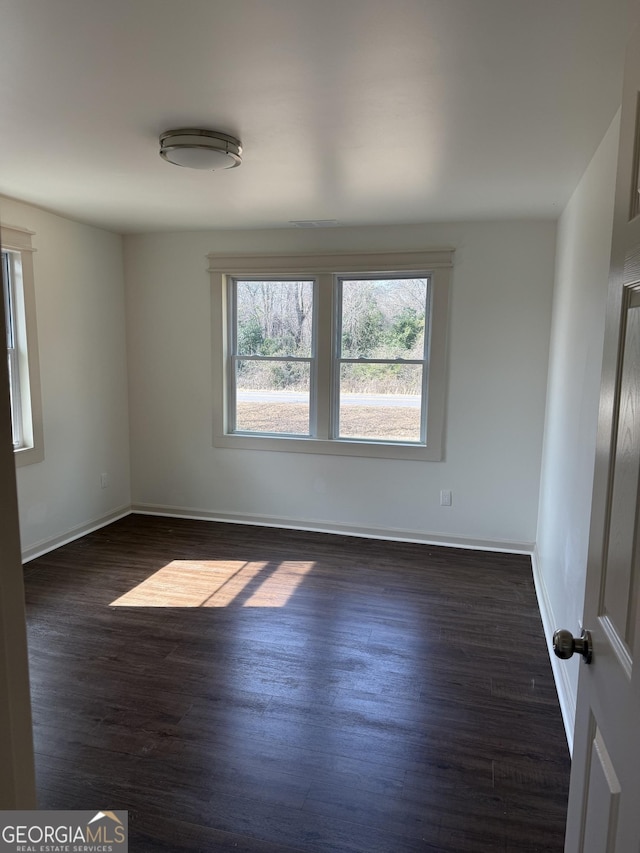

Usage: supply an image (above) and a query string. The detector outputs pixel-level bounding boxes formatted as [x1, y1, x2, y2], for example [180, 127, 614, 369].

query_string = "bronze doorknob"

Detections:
[553, 628, 593, 664]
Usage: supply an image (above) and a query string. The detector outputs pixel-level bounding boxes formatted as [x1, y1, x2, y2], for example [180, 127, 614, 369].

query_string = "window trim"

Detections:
[209, 250, 452, 461]
[1, 224, 44, 467]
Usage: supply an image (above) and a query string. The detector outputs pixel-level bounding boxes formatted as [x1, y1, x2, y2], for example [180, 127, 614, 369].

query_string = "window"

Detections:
[336, 275, 428, 443]
[231, 278, 316, 436]
[1, 225, 43, 466]
[2, 250, 21, 446]
[210, 250, 452, 461]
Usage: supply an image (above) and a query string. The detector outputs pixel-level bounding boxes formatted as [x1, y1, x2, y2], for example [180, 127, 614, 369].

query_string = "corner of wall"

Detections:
[531, 545, 576, 754]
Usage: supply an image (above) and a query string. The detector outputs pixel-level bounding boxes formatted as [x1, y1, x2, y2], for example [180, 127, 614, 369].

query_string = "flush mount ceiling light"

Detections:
[159, 128, 242, 170]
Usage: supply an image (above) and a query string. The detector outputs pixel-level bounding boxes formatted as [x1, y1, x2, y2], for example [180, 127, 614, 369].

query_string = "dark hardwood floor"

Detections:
[23, 514, 570, 852]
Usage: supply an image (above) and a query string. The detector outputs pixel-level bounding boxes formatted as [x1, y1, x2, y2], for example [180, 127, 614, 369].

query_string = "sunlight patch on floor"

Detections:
[109, 559, 315, 608]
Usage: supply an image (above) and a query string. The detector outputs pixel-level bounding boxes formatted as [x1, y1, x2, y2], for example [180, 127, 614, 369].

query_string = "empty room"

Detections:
[1, 1, 640, 851]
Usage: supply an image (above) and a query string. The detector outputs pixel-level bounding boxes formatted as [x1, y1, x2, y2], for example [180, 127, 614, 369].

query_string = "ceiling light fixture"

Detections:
[159, 128, 242, 170]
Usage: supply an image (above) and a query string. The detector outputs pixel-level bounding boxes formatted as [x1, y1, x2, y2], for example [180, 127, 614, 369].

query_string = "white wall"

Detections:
[534, 114, 620, 749]
[0, 197, 131, 558]
[125, 220, 555, 549]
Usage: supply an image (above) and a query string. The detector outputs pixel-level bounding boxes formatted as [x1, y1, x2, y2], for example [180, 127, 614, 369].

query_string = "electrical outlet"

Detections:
[100, 473, 109, 489]
[440, 489, 452, 507]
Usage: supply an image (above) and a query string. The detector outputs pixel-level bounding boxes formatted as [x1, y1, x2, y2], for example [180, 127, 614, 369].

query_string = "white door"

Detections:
[563, 23, 640, 853]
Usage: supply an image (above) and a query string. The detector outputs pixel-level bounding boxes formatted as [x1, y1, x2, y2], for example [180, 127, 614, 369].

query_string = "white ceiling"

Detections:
[0, 0, 630, 234]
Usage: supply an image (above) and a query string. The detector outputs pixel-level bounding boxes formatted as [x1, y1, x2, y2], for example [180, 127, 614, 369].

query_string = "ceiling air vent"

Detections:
[289, 219, 340, 228]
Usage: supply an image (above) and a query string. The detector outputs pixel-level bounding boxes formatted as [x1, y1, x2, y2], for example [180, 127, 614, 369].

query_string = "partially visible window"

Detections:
[211, 250, 452, 461]
[1, 225, 43, 466]
[2, 250, 21, 447]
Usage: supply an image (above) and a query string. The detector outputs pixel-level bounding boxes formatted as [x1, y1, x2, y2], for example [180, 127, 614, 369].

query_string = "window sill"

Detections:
[213, 431, 443, 461]
[14, 443, 44, 467]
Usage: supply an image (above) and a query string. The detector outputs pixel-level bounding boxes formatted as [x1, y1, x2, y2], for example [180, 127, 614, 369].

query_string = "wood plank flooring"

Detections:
[23, 514, 570, 852]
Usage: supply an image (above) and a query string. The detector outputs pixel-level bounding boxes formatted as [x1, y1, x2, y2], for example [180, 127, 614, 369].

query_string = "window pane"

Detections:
[236, 280, 314, 357]
[235, 360, 311, 435]
[340, 278, 428, 359]
[338, 363, 422, 441]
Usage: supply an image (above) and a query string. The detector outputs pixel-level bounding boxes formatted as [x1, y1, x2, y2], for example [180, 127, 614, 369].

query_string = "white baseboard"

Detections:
[21, 505, 132, 563]
[130, 502, 535, 555]
[531, 544, 576, 754]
